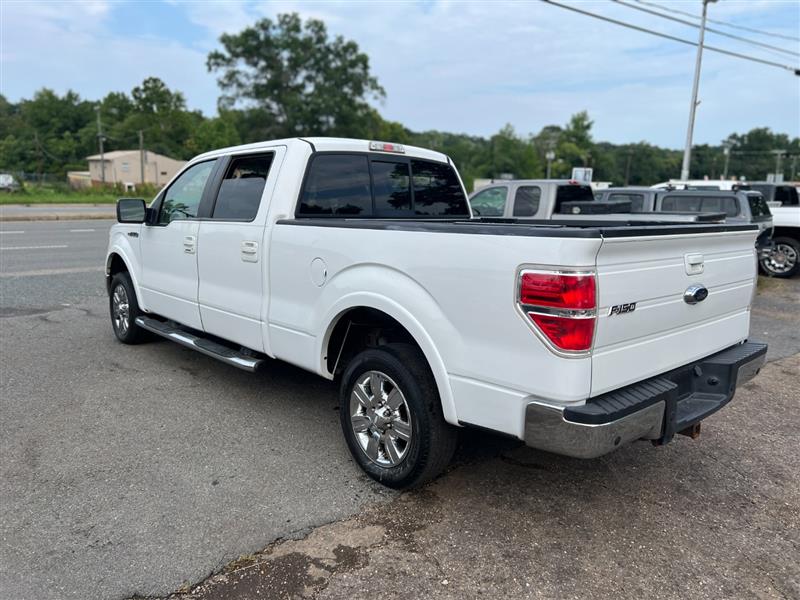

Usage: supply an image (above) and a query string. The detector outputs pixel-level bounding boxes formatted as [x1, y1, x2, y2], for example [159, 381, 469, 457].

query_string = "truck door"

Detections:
[139, 159, 217, 330]
[197, 148, 284, 352]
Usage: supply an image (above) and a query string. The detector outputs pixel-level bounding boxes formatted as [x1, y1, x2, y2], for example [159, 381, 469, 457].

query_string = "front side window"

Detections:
[372, 160, 411, 215]
[159, 160, 215, 224]
[213, 154, 273, 220]
[298, 154, 371, 216]
[469, 186, 507, 217]
[411, 159, 469, 217]
[609, 193, 645, 212]
[513, 186, 541, 217]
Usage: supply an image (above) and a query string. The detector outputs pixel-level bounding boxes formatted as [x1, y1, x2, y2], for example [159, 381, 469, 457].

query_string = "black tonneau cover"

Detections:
[277, 218, 757, 238]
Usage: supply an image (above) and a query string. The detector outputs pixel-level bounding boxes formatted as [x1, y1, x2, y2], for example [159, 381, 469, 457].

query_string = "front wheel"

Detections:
[760, 236, 800, 278]
[339, 343, 458, 489]
[109, 272, 148, 344]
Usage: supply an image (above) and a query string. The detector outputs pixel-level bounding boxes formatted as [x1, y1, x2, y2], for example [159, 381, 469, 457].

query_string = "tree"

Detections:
[207, 13, 385, 140]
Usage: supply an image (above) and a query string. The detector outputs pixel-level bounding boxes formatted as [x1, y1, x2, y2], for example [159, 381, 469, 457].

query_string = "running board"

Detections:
[134, 316, 264, 372]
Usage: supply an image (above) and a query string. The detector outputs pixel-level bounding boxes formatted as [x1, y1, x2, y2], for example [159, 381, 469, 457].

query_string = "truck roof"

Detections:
[191, 137, 450, 165]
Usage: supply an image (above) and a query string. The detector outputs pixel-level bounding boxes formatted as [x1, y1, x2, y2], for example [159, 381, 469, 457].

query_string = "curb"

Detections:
[0, 213, 115, 222]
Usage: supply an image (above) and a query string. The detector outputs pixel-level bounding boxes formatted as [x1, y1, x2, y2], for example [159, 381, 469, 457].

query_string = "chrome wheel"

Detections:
[112, 284, 130, 336]
[761, 242, 798, 275]
[349, 370, 413, 467]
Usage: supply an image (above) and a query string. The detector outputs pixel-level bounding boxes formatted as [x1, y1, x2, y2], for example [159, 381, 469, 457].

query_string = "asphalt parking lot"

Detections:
[1, 219, 798, 600]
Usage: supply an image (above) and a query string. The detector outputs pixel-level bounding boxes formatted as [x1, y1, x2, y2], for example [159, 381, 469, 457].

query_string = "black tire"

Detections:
[109, 272, 148, 344]
[760, 236, 800, 278]
[339, 343, 458, 489]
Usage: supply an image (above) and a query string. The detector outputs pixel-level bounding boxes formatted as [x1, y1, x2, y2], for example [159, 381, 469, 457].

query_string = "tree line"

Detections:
[1, 12, 797, 189]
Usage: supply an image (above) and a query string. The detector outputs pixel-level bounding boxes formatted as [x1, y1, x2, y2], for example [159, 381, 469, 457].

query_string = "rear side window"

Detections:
[609, 193, 645, 212]
[747, 193, 771, 218]
[213, 154, 273, 220]
[298, 155, 371, 216]
[372, 160, 411, 215]
[513, 186, 541, 216]
[469, 186, 507, 216]
[411, 159, 469, 217]
[661, 195, 701, 212]
[554, 185, 594, 212]
[661, 195, 738, 216]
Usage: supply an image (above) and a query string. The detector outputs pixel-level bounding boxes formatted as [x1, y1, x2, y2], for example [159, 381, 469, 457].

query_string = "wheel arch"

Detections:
[105, 249, 145, 309]
[319, 297, 459, 426]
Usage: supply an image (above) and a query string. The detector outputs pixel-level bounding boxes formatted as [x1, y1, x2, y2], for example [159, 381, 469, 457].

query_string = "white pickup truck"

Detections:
[106, 138, 767, 488]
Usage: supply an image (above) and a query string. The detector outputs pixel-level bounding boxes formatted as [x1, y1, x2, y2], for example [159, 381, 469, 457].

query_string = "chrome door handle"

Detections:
[183, 235, 196, 254]
[241, 240, 258, 263]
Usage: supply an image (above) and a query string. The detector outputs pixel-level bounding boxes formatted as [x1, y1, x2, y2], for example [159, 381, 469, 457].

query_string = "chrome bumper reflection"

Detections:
[523, 400, 665, 459]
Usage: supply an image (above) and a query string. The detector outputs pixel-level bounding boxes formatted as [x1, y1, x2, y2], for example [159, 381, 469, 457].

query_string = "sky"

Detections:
[1, 0, 798, 148]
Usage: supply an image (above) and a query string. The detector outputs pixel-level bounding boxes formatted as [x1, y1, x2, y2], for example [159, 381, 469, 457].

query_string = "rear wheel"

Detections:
[339, 343, 458, 489]
[109, 272, 147, 344]
[760, 236, 800, 278]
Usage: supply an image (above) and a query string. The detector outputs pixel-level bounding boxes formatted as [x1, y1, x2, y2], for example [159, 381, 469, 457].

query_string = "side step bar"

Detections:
[135, 316, 265, 373]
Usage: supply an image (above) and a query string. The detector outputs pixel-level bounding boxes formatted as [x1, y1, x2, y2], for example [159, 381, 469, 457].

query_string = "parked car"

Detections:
[107, 138, 767, 488]
[0, 173, 20, 192]
[746, 183, 800, 277]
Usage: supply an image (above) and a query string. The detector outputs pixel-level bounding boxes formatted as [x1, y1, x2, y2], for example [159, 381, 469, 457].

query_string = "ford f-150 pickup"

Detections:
[106, 138, 767, 488]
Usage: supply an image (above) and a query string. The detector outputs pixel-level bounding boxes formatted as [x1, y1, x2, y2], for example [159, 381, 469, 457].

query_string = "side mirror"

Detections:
[117, 198, 146, 223]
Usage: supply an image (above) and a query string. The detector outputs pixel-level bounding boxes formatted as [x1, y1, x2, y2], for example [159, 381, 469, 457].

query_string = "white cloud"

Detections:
[2, 0, 798, 147]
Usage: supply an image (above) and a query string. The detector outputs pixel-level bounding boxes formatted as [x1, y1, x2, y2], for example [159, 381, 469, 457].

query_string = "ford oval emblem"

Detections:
[684, 284, 709, 305]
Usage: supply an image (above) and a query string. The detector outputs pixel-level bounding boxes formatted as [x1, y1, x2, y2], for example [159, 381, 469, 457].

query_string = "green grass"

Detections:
[1, 183, 160, 205]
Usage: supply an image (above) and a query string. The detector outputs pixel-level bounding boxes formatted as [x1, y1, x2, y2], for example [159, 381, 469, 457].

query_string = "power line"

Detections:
[637, 0, 800, 43]
[614, 0, 799, 58]
[541, 0, 800, 76]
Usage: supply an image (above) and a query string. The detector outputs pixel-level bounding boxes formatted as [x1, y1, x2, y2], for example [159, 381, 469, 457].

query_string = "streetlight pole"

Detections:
[772, 149, 785, 181]
[545, 150, 555, 179]
[680, 0, 716, 182]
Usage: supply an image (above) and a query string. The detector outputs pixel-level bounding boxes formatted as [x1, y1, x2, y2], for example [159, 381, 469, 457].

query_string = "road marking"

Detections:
[0, 266, 104, 277]
[0, 230, 25, 234]
[69, 228, 96, 233]
[0, 244, 69, 251]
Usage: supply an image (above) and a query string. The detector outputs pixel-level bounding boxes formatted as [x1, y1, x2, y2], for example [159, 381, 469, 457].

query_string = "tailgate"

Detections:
[591, 227, 758, 396]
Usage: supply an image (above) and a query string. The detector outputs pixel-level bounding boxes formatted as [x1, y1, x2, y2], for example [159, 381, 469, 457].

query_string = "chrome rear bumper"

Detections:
[524, 341, 767, 459]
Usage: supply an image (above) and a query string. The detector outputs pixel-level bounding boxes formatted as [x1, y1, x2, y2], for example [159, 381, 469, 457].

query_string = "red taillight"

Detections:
[529, 314, 595, 352]
[518, 270, 597, 353]
[520, 272, 595, 309]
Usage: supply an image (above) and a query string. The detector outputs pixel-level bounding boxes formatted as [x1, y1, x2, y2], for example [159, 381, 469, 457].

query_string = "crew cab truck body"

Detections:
[106, 138, 767, 488]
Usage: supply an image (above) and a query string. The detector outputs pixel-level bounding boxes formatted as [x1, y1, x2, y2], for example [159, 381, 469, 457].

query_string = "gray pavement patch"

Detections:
[146, 353, 800, 600]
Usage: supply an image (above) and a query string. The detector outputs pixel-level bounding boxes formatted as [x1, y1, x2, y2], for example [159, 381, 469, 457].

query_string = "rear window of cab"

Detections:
[297, 153, 469, 218]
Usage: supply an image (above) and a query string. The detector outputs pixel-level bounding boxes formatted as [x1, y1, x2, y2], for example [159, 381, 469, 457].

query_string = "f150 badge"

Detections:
[609, 303, 636, 316]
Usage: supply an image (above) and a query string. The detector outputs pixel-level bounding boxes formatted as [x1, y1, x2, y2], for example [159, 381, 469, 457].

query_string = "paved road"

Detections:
[1, 221, 798, 599]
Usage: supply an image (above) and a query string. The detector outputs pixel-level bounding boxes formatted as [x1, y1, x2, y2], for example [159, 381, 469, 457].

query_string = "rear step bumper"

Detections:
[135, 317, 265, 372]
[523, 340, 767, 459]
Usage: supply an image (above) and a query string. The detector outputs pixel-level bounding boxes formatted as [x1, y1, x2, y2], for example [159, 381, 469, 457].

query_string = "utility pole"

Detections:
[624, 151, 633, 186]
[95, 105, 105, 184]
[680, 0, 716, 181]
[139, 130, 145, 185]
[772, 149, 785, 181]
[791, 155, 798, 181]
[545, 150, 555, 179]
[722, 145, 731, 179]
